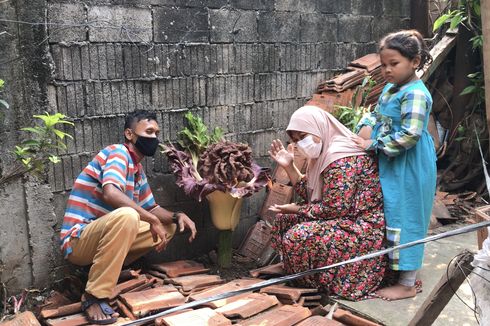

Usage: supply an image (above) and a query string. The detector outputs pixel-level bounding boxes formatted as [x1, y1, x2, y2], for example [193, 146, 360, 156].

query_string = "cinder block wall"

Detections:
[0, 0, 410, 291]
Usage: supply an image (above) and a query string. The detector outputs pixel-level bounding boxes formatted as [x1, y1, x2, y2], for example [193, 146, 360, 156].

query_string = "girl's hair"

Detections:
[379, 30, 432, 71]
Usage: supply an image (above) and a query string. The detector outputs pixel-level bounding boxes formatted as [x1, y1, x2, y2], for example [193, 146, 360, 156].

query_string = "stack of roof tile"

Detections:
[31, 259, 382, 326]
[308, 53, 386, 112]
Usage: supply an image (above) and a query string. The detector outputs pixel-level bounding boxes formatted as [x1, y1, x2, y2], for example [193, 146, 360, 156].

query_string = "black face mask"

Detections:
[133, 133, 159, 157]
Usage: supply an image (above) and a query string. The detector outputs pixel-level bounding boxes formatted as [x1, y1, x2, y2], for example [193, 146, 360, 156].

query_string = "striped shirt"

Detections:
[356, 82, 430, 157]
[60, 144, 158, 257]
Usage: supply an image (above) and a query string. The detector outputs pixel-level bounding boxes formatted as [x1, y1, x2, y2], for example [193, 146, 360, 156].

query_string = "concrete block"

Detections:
[210, 9, 257, 43]
[98, 44, 109, 80]
[317, 0, 351, 14]
[82, 119, 94, 153]
[338, 15, 373, 42]
[373, 16, 410, 40]
[88, 6, 152, 42]
[275, 0, 316, 13]
[230, 0, 273, 10]
[351, 0, 383, 16]
[153, 7, 208, 43]
[258, 12, 300, 43]
[300, 13, 337, 43]
[47, 3, 86, 43]
[383, 0, 410, 17]
[0, 180, 32, 292]
[80, 44, 91, 80]
[89, 45, 99, 80]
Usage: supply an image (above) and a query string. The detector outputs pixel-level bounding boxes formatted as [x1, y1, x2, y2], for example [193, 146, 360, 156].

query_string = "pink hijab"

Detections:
[286, 105, 367, 201]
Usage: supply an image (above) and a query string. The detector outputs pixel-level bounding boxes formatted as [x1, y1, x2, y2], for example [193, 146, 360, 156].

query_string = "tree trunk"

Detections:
[482, 0, 490, 153]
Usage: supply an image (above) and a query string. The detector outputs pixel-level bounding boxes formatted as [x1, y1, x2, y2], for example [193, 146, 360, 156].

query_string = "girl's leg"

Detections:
[376, 270, 418, 301]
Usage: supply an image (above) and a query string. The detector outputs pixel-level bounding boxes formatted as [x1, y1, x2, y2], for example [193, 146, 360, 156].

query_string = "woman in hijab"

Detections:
[268, 105, 386, 300]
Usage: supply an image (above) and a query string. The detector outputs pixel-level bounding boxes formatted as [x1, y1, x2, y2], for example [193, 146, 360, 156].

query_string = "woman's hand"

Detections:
[269, 139, 294, 168]
[352, 135, 374, 150]
[268, 203, 301, 214]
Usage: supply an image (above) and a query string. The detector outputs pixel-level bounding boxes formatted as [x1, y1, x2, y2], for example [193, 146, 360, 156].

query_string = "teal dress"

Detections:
[359, 79, 437, 271]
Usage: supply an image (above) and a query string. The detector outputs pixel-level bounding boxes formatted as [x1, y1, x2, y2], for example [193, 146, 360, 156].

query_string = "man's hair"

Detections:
[124, 110, 158, 130]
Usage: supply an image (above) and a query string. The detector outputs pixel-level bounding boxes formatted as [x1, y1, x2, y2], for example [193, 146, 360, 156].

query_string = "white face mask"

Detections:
[297, 135, 322, 159]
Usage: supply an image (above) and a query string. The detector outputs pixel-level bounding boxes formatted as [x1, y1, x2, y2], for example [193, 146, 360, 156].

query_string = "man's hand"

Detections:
[176, 213, 197, 243]
[268, 203, 301, 214]
[149, 220, 169, 252]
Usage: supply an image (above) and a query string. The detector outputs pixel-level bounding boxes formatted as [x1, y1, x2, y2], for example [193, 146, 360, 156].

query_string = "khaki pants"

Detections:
[68, 207, 176, 298]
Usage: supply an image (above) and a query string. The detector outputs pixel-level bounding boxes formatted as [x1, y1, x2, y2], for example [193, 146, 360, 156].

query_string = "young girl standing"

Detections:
[354, 30, 437, 300]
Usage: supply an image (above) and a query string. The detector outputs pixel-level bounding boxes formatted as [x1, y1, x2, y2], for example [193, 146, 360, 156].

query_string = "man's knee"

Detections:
[108, 207, 140, 232]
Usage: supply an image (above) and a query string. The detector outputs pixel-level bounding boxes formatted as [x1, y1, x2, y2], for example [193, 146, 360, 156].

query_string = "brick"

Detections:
[153, 7, 208, 43]
[216, 293, 279, 319]
[300, 14, 337, 43]
[88, 6, 152, 42]
[275, 0, 316, 13]
[159, 307, 231, 326]
[210, 9, 257, 43]
[258, 12, 300, 43]
[338, 15, 373, 42]
[239, 305, 312, 326]
[47, 3, 86, 43]
[120, 287, 186, 317]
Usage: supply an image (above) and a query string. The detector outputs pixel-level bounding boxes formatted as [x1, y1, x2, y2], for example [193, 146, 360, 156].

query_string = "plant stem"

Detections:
[218, 230, 233, 268]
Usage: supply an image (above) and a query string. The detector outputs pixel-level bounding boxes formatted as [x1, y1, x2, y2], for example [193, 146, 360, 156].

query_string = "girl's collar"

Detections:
[395, 78, 421, 91]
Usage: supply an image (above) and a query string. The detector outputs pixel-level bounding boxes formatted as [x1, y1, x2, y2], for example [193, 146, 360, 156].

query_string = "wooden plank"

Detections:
[408, 251, 474, 326]
[411, 0, 431, 37]
[417, 33, 457, 82]
[482, 0, 490, 154]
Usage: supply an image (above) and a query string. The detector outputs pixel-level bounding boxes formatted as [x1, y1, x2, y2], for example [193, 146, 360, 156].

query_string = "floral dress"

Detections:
[270, 155, 387, 301]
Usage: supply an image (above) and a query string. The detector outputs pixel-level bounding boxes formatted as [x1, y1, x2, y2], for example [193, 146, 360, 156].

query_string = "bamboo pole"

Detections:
[482, 0, 490, 152]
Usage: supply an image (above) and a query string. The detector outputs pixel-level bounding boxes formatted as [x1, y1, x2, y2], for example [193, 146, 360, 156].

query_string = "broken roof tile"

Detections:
[237, 304, 311, 326]
[119, 287, 186, 317]
[349, 53, 381, 72]
[249, 263, 285, 278]
[238, 221, 272, 261]
[3, 311, 41, 326]
[260, 284, 317, 301]
[45, 313, 88, 326]
[41, 302, 82, 320]
[158, 307, 231, 326]
[165, 274, 223, 292]
[110, 275, 148, 299]
[149, 260, 209, 278]
[215, 293, 279, 319]
[295, 316, 343, 326]
[333, 308, 380, 326]
[189, 279, 263, 308]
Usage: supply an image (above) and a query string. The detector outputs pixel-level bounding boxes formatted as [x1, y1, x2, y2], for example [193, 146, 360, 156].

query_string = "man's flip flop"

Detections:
[81, 294, 117, 325]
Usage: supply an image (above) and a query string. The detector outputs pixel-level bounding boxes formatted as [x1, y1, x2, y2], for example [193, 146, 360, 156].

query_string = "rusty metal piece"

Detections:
[149, 260, 210, 278]
[215, 293, 279, 319]
[158, 307, 231, 326]
[119, 287, 186, 317]
[237, 304, 312, 326]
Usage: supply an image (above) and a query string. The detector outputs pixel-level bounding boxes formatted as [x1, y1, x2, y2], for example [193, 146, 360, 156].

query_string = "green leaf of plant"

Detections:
[450, 14, 464, 29]
[49, 155, 61, 164]
[433, 13, 451, 31]
[21, 127, 44, 134]
[460, 85, 477, 95]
